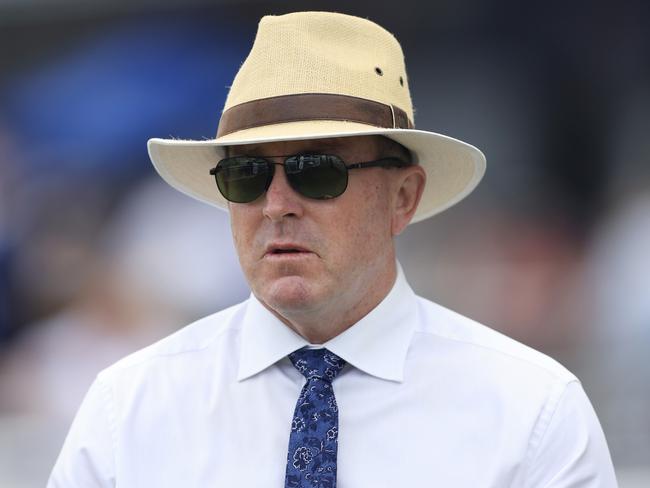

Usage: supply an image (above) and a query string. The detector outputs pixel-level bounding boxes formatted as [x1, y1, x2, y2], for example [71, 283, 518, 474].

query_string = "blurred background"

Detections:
[0, 0, 648, 486]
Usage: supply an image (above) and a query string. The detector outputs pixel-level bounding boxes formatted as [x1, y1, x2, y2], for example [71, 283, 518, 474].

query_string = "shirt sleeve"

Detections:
[47, 374, 116, 488]
[524, 380, 618, 488]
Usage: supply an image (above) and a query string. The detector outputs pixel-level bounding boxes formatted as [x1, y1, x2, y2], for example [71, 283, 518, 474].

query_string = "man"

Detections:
[49, 11, 617, 487]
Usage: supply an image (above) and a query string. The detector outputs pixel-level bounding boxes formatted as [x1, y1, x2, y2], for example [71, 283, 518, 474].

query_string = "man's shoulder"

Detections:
[413, 295, 577, 384]
[97, 299, 249, 380]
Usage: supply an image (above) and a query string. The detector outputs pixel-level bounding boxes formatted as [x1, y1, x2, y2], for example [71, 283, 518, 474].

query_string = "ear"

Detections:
[390, 165, 426, 235]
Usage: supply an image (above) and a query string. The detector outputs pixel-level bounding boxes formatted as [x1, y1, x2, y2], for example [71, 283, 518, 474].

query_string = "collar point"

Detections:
[236, 368, 257, 382]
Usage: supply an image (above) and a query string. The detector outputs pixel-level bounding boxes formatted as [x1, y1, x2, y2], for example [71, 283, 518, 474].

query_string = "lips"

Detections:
[264, 243, 313, 257]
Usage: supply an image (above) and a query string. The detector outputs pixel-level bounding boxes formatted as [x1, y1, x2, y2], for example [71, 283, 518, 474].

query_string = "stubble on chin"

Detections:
[256, 273, 318, 314]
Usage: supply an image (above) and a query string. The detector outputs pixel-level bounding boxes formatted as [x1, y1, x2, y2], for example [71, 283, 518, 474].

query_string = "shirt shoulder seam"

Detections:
[521, 378, 581, 485]
[411, 328, 576, 382]
[99, 318, 241, 375]
[96, 374, 118, 475]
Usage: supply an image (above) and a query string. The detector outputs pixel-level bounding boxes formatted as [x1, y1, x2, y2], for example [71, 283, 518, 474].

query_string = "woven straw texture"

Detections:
[223, 12, 413, 122]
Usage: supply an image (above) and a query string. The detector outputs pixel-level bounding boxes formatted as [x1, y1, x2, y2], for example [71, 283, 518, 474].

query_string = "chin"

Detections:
[261, 276, 322, 312]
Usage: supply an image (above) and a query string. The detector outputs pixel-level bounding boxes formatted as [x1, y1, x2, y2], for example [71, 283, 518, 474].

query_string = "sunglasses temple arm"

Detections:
[347, 158, 410, 170]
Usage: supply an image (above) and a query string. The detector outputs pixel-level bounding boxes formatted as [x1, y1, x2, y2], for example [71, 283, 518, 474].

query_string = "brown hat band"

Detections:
[216, 93, 414, 137]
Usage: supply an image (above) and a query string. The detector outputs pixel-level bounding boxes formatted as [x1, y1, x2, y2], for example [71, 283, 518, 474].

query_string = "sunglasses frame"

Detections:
[209, 153, 410, 203]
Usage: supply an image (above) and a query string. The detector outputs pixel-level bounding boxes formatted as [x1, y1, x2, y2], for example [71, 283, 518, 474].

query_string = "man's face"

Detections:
[228, 135, 408, 326]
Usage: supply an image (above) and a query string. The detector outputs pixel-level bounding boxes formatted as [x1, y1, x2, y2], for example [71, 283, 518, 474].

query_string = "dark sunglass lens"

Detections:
[285, 154, 348, 199]
[215, 157, 272, 203]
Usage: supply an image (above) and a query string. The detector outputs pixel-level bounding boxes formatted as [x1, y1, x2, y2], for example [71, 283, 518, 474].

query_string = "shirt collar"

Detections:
[237, 262, 417, 383]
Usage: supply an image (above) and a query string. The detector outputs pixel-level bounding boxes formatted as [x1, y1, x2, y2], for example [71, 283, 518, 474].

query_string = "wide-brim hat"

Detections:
[147, 11, 486, 223]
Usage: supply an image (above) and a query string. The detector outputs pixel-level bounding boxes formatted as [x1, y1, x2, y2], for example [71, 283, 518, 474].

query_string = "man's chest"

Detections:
[112, 371, 533, 487]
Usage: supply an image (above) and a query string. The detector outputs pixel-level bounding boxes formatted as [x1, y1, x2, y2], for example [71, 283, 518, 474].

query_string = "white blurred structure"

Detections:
[582, 193, 650, 470]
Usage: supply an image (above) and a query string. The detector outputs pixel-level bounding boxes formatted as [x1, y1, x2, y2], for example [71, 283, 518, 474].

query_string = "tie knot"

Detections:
[288, 347, 346, 382]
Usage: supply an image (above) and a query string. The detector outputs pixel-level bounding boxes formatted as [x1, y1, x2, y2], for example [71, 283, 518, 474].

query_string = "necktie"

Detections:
[285, 347, 347, 488]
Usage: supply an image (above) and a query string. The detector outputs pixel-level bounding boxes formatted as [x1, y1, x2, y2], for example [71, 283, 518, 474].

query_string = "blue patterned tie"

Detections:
[285, 347, 347, 488]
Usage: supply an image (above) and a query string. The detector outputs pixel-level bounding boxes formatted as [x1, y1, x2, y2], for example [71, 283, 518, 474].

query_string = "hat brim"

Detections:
[147, 120, 486, 224]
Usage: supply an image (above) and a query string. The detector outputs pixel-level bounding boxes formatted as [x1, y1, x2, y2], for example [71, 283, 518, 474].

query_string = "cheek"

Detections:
[329, 178, 393, 259]
[355, 176, 393, 230]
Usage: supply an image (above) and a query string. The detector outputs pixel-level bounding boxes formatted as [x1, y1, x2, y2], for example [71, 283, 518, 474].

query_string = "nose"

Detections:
[262, 162, 305, 222]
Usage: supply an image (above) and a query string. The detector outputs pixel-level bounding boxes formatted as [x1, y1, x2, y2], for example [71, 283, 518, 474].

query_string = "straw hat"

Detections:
[147, 11, 486, 223]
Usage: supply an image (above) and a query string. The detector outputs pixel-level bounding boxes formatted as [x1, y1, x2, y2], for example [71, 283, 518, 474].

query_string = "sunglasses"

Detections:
[209, 153, 409, 203]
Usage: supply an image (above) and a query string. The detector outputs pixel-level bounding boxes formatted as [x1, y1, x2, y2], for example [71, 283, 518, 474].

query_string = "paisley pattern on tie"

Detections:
[285, 348, 346, 488]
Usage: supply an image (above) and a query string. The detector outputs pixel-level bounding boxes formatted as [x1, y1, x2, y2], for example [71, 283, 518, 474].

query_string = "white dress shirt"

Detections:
[48, 266, 617, 487]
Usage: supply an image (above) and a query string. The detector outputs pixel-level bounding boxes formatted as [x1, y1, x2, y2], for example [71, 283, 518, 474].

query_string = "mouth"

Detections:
[264, 243, 315, 258]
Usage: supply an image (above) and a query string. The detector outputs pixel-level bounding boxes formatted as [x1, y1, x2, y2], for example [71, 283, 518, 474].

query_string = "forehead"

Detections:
[227, 135, 383, 157]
